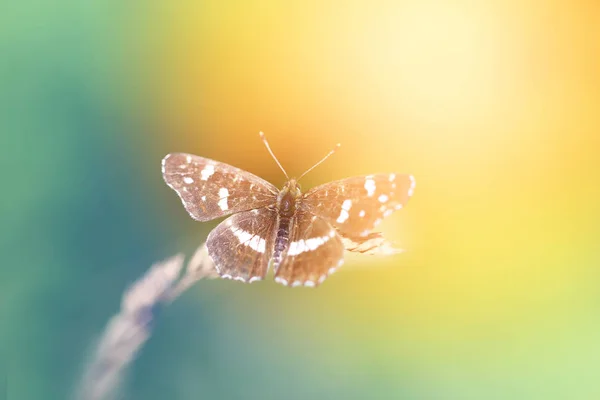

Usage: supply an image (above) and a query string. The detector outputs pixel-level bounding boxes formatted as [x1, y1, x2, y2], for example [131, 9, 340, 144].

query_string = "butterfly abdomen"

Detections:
[272, 181, 302, 267]
[272, 215, 292, 268]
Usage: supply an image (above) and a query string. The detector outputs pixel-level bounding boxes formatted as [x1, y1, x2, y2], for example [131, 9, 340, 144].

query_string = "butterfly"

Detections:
[162, 132, 415, 287]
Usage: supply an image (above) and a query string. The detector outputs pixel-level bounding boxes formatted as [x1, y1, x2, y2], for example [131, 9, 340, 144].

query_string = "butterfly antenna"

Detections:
[259, 131, 289, 180]
[298, 142, 341, 182]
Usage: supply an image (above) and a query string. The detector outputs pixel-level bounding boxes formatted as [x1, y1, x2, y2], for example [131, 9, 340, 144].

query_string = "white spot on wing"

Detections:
[231, 227, 266, 253]
[275, 276, 289, 285]
[306, 237, 326, 250]
[250, 235, 265, 252]
[337, 209, 349, 223]
[359, 210, 366, 217]
[364, 178, 376, 197]
[336, 199, 352, 223]
[384, 209, 393, 217]
[304, 281, 315, 287]
[287, 235, 331, 256]
[200, 164, 215, 181]
[218, 188, 229, 211]
[288, 240, 298, 255]
[201, 195, 207, 201]
[389, 173, 396, 182]
[408, 175, 416, 197]
[342, 199, 352, 210]
[378, 194, 389, 203]
[248, 276, 261, 283]
[183, 177, 194, 184]
[186, 155, 192, 163]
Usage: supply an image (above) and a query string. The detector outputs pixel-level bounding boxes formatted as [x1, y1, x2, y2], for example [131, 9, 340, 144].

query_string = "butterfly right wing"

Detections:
[301, 174, 415, 236]
[162, 153, 279, 221]
[207, 206, 279, 283]
[300, 173, 415, 253]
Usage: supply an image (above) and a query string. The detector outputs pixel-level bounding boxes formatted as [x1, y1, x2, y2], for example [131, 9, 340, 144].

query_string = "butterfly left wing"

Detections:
[300, 173, 415, 253]
[274, 212, 344, 287]
[207, 206, 278, 283]
[162, 153, 278, 221]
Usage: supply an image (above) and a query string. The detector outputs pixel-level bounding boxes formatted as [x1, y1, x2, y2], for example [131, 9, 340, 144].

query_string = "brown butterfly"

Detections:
[162, 132, 415, 287]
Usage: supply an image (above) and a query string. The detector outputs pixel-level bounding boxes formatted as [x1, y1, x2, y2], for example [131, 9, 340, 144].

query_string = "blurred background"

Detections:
[2, 1, 599, 399]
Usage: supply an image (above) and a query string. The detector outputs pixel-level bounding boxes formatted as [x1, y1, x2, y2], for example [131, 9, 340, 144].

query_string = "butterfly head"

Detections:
[281, 178, 302, 195]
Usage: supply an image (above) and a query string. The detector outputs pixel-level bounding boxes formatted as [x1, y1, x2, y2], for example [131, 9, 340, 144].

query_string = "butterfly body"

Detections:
[272, 179, 301, 268]
[162, 141, 415, 287]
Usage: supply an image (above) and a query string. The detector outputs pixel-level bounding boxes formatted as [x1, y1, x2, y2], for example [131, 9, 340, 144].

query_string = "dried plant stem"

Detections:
[75, 244, 217, 400]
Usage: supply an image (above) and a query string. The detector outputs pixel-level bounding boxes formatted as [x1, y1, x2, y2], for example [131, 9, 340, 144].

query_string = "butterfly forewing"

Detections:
[274, 212, 344, 287]
[301, 174, 415, 241]
[207, 206, 278, 283]
[162, 153, 278, 221]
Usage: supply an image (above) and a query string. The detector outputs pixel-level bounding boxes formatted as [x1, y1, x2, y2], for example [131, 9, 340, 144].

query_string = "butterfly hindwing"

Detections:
[300, 174, 415, 242]
[274, 212, 344, 287]
[207, 206, 278, 283]
[162, 153, 278, 221]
